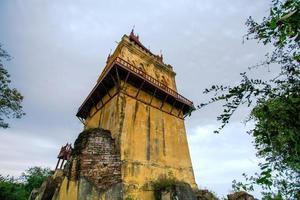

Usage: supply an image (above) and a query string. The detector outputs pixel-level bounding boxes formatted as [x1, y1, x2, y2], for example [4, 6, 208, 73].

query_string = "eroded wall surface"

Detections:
[52, 129, 122, 200]
[120, 95, 196, 198]
[80, 34, 196, 199]
[84, 83, 196, 199]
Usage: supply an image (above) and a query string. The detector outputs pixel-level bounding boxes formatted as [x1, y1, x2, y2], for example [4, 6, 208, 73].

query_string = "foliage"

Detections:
[232, 168, 300, 199]
[0, 166, 52, 200]
[152, 176, 177, 200]
[21, 166, 53, 194]
[0, 44, 25, 128]
[0, 175, 28, 200]
[194, 189, 219, 200]
[199, 0, 300, 199]
[152, 176, 183, 200]
[72, 128, 92, 156]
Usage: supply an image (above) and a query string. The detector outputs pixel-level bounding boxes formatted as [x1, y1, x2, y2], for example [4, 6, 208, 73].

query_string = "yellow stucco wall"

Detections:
[54, 177, 112, 200]
[84, 84, 196, 199]
[85, 86, 121, 140]
[54, 178, 78, 200]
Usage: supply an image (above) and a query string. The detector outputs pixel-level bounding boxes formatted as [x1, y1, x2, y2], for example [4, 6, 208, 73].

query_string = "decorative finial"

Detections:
[130, 25, 135, 36]
[129, 26, 140, 43]
[157, 50, 163, 62]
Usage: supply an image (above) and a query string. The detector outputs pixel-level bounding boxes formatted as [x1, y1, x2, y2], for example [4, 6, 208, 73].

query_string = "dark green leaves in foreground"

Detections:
[0, 175, 28, 200]
[0, 44, 25, 128]
[21, 166, 53, 195]
[0, 167, 52, 200]
[198, 0, 300, 199]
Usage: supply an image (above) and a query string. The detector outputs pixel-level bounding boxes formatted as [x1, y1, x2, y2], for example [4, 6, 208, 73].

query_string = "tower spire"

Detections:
[130, 25, 135, 37]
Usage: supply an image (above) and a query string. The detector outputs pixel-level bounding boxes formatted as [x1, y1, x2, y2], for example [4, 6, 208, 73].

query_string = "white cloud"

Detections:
[188, 123, 260, 197]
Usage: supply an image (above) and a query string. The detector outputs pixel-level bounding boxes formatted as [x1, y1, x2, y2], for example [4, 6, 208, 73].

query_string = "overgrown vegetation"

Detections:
[0, 44, 25, 128]
[0, 175, 28, 200]
[72, 129, 91, 156]
[0, 167, 52, 200]
[194, 189, 219, 200]
[199, 0, 300, 199]
[152, 176, 185, 200]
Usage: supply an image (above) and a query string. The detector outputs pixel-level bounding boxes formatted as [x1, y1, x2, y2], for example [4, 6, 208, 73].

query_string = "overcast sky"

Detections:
[0, 0, 276, 198]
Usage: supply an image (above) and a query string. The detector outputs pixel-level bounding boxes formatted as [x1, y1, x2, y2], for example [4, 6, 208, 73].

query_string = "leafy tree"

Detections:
[0, 175, 27, 200]
[0, 44, 25, 128]
[198, 0, 300, 199]
[21, 166, 53, 194]
[0, 167, 52, 200]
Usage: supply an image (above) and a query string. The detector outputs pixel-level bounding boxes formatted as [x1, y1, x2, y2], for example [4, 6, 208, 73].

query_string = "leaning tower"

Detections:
[75, 30, 197, 199]
[41, 31, 197, 200]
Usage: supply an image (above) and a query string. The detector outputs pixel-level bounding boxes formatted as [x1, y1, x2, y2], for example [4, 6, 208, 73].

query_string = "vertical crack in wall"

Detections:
[162, 117, 166, 156]
[128, 101, 139, 157]
[117, 94, 126, 152]
[98, 105, 103, 128]
[132, 101, 139, 123]
[119, 94, 126, 134]
[146, 106, 151, 161]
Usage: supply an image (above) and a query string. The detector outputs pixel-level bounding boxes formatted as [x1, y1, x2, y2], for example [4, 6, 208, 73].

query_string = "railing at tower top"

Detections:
[98, 56, 194, 107]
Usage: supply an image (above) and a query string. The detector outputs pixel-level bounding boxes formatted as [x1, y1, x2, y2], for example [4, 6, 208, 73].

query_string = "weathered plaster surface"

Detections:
[83, 36, 197, 199]
[53, 128, 123, 200]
